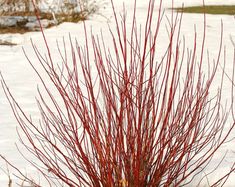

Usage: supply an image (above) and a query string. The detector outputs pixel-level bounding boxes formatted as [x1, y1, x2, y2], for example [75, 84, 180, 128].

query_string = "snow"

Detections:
[1, 0, 235, 186]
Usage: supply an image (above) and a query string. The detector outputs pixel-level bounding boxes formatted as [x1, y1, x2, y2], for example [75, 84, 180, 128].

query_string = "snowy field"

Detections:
[1, 0, 235, 186]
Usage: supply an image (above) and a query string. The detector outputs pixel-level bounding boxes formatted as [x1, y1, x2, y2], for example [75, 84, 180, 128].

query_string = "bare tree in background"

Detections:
[0, 0, 42, 12]
[0, 0, 99, 16]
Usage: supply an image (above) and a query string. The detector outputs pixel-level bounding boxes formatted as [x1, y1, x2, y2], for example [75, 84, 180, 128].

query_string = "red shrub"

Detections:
[1, 0, 235, 186]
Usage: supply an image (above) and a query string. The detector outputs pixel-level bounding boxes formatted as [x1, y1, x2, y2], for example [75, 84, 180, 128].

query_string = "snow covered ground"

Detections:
[0, 0, 235, 186]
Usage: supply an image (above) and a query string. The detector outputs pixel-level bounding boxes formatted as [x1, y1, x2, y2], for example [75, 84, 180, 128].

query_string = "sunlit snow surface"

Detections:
[0, 0, 235, 186]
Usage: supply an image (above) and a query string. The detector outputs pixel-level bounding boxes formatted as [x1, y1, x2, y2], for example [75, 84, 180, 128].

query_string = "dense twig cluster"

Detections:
[1, 0, 235, 186]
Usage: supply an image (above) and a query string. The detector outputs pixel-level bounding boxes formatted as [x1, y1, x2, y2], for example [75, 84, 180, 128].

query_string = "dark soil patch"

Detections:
[0, 27, 31, 34]
[174, 5, 235, 15]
